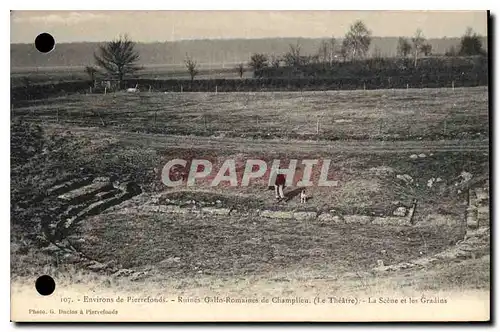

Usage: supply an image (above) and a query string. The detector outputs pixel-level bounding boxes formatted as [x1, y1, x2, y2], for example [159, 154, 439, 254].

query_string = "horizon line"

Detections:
[11, 34, 484, 45]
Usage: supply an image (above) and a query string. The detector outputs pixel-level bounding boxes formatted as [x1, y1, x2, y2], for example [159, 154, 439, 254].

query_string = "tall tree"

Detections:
[343, 20, 372, 60]
[411, 29, 426, 67]
[185, 56, 198, 81]
[248, 53, 268, 78]
[328, 37, 337, 65]
[459, 27, 486, 56]
[94, 34, 142, 89]
[397, 37, 412, 57]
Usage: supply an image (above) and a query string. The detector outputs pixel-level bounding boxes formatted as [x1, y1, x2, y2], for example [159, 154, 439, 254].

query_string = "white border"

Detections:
[6, 1, 496, 10]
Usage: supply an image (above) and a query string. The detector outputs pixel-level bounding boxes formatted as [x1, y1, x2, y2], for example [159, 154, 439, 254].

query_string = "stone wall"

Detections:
[112, 194, 426, 227]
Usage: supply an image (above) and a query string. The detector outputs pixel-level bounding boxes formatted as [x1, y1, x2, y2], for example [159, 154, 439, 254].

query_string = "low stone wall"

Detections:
[113, 197, 417, 227]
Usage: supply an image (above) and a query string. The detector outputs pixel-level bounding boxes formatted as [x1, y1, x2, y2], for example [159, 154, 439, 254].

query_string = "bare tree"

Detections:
[284, 42, 302, 67]
[248, 53, 268, 78]
[236, 63, 245, 78]
[344, 20, 372, 60]
[397, 37, 412, 57]
[317, 38, 336, 65]
[185, 56, 198, 81]
[328, 37, 337, 65]
[94, 34, 142, 89]
[318, 40, 329, 63]
[411, 29, 426, 67]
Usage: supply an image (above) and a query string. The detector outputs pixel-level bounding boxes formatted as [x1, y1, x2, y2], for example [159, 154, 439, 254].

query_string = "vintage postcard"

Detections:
[10, 10, 490, 322]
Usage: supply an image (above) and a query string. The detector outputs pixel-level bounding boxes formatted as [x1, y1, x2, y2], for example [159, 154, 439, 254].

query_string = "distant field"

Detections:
[11, 64, 252, 87]
[13, 87, 489, 141]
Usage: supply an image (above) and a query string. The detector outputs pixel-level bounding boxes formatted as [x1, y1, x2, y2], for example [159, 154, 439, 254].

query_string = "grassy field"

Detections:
[10, 87, 490, 298]
[13, 86, 489, 141]
[77, 212, 465, 276]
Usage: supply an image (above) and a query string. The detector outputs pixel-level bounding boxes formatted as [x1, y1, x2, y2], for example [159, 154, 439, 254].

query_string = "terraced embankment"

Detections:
[37, 176, 142, 264]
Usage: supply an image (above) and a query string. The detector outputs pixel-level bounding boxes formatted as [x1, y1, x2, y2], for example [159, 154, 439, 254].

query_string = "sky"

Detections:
[10, 10, 488, 44]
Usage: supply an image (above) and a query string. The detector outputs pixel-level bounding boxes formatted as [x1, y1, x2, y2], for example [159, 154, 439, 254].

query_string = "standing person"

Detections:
[274, 173, 286, 199]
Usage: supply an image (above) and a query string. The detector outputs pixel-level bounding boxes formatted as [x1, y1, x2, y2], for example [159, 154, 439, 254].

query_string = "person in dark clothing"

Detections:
[274, 173, 286, 199]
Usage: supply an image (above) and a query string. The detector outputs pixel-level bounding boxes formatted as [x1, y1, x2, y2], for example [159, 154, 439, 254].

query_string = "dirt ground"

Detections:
[10, 88, 490, 299]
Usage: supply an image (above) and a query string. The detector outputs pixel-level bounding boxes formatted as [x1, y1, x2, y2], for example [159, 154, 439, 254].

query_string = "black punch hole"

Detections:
[35, 275, 56, 296]
[34, 33, 55, 53]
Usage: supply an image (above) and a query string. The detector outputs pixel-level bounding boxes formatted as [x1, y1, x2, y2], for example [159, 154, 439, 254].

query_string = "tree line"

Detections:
[85, 20, 487, 87]
[247, 22, 487, 78]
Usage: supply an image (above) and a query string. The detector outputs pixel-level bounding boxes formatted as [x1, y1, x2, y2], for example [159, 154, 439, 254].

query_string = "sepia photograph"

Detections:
[9, 8, 491, 322]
